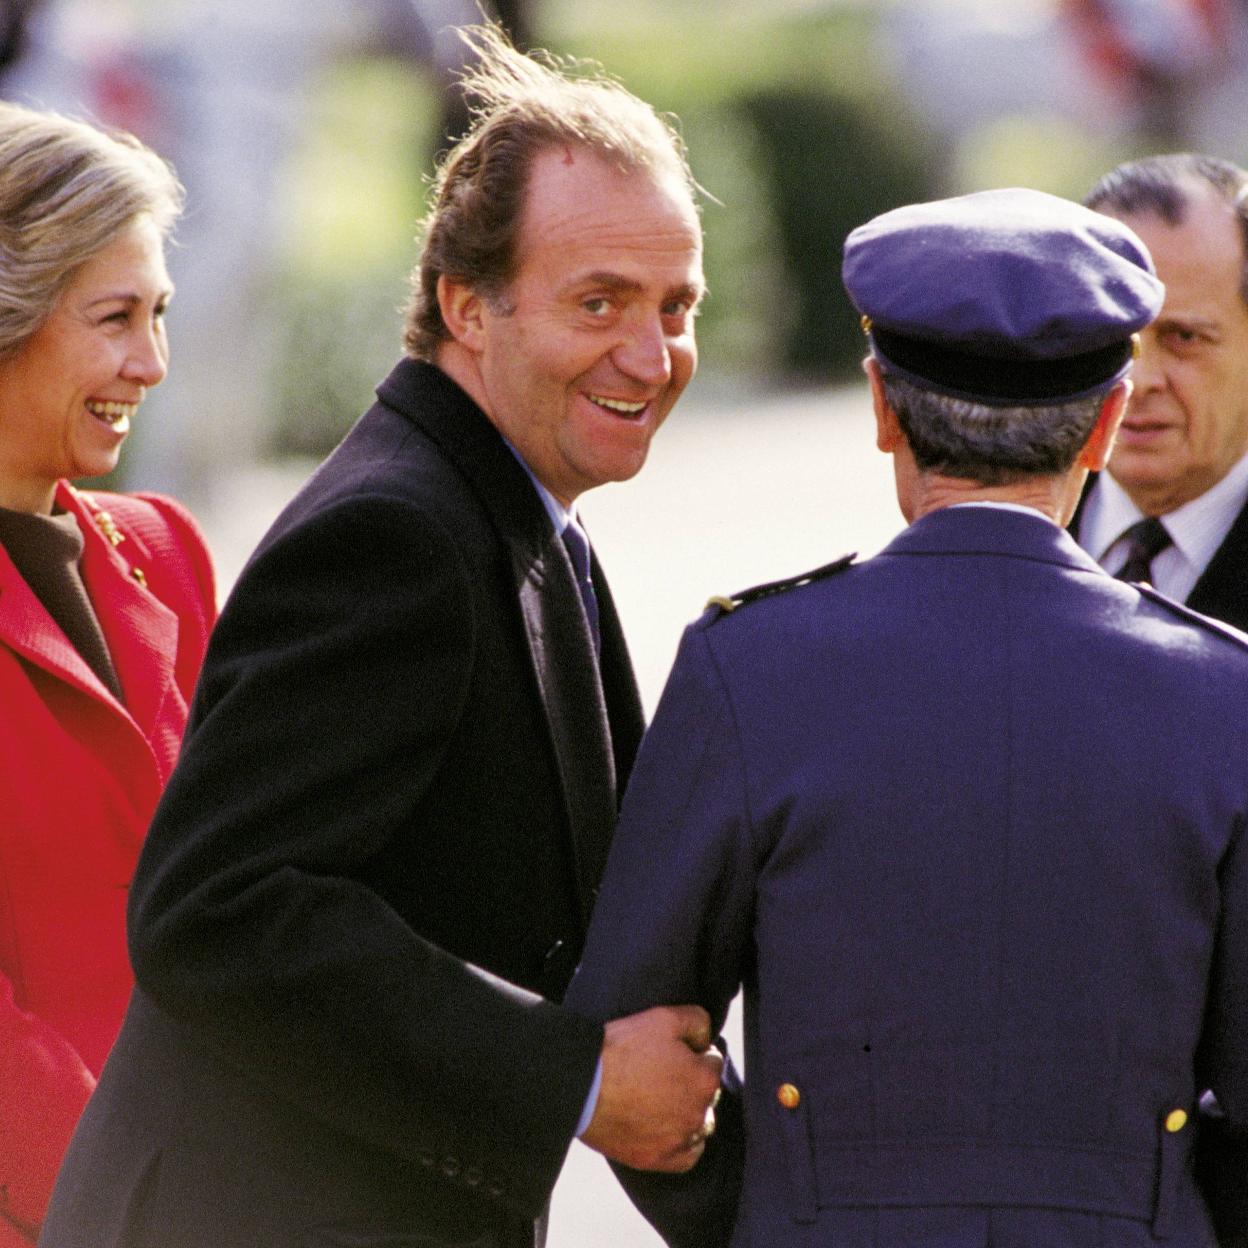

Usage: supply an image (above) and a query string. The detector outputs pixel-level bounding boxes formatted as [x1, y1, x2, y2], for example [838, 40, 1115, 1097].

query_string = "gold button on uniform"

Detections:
[777, 1082, 801, 1110]
[1165, 1109, 1187, 1133]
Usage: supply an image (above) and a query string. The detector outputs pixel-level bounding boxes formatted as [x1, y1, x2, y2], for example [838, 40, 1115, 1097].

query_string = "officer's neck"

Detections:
[903, 470, 1075, 526]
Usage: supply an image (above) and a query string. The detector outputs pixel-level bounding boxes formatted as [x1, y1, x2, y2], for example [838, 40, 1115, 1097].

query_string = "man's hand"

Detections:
[579, 1004, 724, 1174]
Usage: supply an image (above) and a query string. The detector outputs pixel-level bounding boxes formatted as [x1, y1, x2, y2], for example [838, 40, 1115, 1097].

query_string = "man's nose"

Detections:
[1130, 331, 1164, 395]
[613, 314, 672, 387]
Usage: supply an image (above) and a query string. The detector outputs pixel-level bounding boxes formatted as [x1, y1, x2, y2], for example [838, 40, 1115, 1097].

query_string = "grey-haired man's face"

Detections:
[1100, 180, 1248, 515]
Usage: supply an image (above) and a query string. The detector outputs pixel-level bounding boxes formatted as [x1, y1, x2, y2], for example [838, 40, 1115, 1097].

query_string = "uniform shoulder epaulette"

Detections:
[705, 552, 856, 618]
[1135, 582, 1248, 652]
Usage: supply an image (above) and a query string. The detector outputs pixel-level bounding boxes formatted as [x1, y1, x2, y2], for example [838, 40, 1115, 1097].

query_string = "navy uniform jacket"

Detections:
[42, 359, 645, 1248]
[567, 505, 1248, 1248]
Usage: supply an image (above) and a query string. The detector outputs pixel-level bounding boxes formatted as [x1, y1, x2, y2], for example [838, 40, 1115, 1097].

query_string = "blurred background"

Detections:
[6, 0, 1248, 518]
[5, 0, 1247, 1241]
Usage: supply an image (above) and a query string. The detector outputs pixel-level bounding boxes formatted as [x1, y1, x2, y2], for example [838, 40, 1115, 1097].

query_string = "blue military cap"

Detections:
[842, 188, 1164, 405]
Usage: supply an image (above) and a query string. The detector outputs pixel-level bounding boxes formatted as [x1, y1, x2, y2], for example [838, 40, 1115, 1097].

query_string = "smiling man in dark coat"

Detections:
[41, 26, 722, 1248]
[568, 189, 1248, 1246]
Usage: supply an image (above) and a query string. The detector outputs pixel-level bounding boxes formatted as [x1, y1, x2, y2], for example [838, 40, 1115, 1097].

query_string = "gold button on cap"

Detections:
[1165, 1109, 1188, 1133]
[777, 1082, 801, 1110]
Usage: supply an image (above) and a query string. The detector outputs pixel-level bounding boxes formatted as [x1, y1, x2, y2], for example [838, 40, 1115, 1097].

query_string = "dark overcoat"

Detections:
[41, 359, 644, 1248]
[568, 505, 1248, 1248]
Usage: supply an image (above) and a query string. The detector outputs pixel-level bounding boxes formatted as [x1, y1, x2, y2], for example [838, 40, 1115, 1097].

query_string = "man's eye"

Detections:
[583, 298, 611, 317]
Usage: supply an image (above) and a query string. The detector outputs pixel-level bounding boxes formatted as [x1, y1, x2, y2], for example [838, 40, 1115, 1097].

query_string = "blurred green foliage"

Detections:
[954, 114, 1137, 203]
[268, 1, 939, 455]
[268, 56, 435, 455]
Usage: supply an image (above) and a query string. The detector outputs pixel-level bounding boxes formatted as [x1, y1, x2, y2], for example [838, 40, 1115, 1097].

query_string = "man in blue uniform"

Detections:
[567, 189, 1248, 1247]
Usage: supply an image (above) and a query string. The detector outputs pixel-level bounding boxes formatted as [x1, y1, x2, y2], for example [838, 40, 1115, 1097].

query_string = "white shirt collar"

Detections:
[947, 500, 1055, 521]
[1083, 453, 1248, 567]
[1079, 450, 1248, 597]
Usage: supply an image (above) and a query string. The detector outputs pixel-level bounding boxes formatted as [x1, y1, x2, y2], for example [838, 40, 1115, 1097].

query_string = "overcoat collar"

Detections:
[376, 359, 625, 922]
[886, 503, 1109, 577]
[0, 482, 177, 738]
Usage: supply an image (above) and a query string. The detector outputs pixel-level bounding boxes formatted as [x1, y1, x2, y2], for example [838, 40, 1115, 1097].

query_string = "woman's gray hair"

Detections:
[0, 101, 183, 360]
[882, 372, 1107, 486]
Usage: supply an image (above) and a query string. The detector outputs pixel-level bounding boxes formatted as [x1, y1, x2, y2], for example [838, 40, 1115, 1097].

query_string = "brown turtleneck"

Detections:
[0, 505, 123, 702]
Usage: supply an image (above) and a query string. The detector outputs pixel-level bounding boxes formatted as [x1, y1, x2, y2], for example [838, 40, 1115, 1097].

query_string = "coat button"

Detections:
[440, 1156, 461, 1179]
[1165, 1108, 1188, 1133]
[464, 1167, 483, 1188]
[777, 1082, 801, 1110]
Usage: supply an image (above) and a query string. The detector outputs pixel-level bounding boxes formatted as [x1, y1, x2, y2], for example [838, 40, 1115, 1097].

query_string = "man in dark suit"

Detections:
[41, 26, 722, 1248]
[567, 189, 1248, 1246]
[1071, 153, 1248, 630]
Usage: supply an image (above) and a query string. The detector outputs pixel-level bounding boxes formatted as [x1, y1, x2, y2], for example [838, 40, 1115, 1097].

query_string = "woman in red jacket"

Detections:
[0, 102, 216, 1244]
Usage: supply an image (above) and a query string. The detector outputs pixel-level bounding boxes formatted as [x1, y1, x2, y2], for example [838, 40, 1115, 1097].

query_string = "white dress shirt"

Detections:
[1077, 451, 1248, 600]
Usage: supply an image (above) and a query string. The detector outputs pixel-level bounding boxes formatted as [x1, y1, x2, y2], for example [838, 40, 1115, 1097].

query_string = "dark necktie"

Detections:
[561, 518, 600, 654]
[1114, 516, 1173, 584]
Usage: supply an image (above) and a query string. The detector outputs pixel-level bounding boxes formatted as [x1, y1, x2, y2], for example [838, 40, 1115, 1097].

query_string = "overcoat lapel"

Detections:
[590, 544, 645, 793]
[377, 361, 624, 923]
[514, 549, 618, 920]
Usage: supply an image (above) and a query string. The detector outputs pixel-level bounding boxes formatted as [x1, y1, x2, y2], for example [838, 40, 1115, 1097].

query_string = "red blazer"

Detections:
[0, 482, 215, 1243]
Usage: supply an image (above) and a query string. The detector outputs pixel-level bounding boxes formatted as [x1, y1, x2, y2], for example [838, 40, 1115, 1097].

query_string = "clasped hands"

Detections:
[579, 1005, 724, 1173]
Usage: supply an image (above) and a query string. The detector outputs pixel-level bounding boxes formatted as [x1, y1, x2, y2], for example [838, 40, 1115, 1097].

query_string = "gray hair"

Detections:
[882, 372, 1106, 486]
[403, 24, 698, 362]
[0, 101, 183, 360]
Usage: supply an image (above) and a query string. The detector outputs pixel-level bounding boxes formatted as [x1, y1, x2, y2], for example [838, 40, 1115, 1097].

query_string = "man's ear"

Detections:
[437, 274, 486, 352]
[866, 357, 904, 453]
[1077, 379, 1132, 472]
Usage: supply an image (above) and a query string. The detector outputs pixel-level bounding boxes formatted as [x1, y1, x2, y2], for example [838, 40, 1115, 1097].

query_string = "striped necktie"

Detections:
[1115, 516, 1172, 584]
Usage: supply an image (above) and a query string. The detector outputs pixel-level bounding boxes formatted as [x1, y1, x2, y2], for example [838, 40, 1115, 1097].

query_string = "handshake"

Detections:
[579, 1005, 725, 1174]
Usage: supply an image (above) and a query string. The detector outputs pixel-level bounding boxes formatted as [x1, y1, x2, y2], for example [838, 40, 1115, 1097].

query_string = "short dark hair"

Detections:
[1084, 153, 1248, 305]
[403, 25, 697, 362]
[882, 372, 1107, 486]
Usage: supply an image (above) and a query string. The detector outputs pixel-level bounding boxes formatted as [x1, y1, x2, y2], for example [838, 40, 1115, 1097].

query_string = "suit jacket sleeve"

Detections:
[1195, 813, 1248, 1246]
[565, 619, 751, 1247]
[127, 493, 602, 1220]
